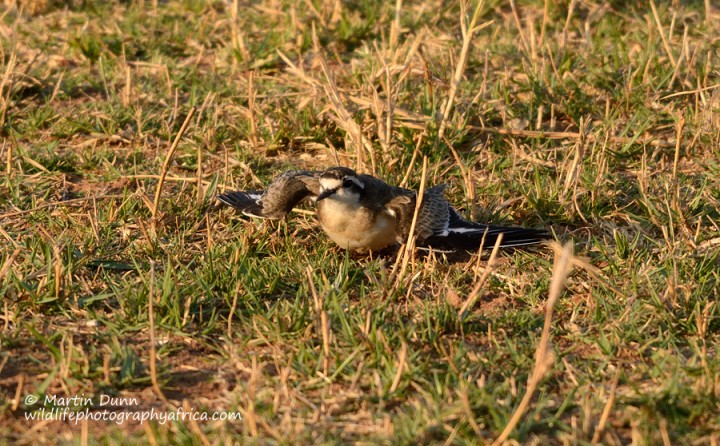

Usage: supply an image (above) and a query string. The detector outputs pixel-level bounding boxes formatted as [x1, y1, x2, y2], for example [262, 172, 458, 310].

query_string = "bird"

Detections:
[217, 167, 549, 252]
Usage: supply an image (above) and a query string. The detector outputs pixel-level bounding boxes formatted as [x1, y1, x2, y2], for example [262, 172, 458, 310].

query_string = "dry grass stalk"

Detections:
[227, 280, 242, 339]
[229, 0, 250, 62]
[123, 65, 131, 107]
[11, 372, 23, 411]
[650, 0, 677, 68]
[148, 261, 169, 406]
[672, 116, 685, 181]
[467, 124, 676, 148]
[247, 71, 259, 151]
[0, 225, 19, 249]
[371, 51, 393, 156]
[705, 0, 713, 25]
[0, 52, 16, 129]
[459, 380, 483, 436]
[561, 118, 588, 217]
[558, 0, 576, 63]
[0, 356, 8, 378]
[398, 132, 423, 188]
[122, 174, 222, 188]
[437, 0, 488, 140]
[491, 241, 574, 446]
[389, 156, 428, 293]
[591, 366, 622, 443]
[19, 151, 49, 173]
[151, 106, 196, 234]
[539, 0, 550, 45]
[142, 422, 159, 446]
[307, 266, 330, 376]
[0, 247, 21, 283]
[196, 142, 204, 206]
[0, 194, 128, 219]
[242, 356, 259, 437]
[3, 140, 11, 182]
[389, 0, 403, 51]
[457, 233, 502, 318]
[184, 399, 212, 446]
[388, 340, 407, 393]
[508, 0, 529, 57]
[53, 244, 62, 301]
[668, 25, 689, 87]
[80, 418, 88, 446]
[308, 28, 376, 173]
[661, 82, 720, 100]
[443, 134, 474, 203]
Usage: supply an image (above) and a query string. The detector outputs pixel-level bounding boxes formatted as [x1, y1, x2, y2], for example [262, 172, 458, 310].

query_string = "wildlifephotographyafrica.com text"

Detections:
[23, 393, 242, 425]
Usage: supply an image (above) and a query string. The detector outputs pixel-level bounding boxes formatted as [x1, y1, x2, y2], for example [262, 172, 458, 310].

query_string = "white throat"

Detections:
[328, 188, 361, 205]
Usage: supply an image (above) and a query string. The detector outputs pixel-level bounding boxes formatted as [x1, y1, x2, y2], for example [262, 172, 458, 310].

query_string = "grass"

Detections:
[1, 0, 719, 444]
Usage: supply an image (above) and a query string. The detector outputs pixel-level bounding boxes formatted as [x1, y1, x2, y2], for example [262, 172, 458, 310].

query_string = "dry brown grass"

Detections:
[1, 0, 719, 444]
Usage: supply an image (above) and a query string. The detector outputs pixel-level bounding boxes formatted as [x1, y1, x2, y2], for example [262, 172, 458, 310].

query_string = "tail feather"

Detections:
[423, 226, 549, 251]
[422, 208, 550, 251]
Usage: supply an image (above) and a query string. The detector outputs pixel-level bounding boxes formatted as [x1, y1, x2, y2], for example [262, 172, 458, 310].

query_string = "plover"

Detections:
[217, 167, 549, 252]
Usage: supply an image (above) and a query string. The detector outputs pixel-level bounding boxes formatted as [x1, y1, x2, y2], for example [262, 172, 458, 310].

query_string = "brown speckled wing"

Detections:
[385, 184, 449, 243]
[259, 170, 321, 218]
[217, 170, 321, 219]
[415, 185, 450, 240]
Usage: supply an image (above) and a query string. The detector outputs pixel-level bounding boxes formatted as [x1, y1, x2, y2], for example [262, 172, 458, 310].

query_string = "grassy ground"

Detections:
[1, 0, 719, 444]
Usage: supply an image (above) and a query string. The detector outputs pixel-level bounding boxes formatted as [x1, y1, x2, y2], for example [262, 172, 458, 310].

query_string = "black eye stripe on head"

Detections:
[342, 178, 365, 190]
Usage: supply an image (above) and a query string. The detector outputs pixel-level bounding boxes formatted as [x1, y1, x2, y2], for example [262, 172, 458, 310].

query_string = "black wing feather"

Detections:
[216, 191, 265, 217]
[421, 207, 550, 250]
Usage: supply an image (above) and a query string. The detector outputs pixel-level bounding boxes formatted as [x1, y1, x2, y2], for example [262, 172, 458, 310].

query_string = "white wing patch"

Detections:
[447, 227, 488, 234]
[416, 246, 455, 254]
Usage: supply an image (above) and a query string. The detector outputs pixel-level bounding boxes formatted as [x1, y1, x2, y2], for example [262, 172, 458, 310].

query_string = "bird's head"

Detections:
[317, 167, 365, 203]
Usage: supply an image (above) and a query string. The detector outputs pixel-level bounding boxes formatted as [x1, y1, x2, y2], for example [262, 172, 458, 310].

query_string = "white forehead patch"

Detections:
[319, 178, 343, 191]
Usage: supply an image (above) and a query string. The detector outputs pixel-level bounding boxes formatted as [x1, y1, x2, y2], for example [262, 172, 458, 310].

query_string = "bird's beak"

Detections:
[316, 188, 336, 202]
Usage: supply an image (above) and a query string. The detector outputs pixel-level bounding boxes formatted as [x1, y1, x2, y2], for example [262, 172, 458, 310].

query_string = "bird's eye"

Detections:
[342, 179, 356, 189]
